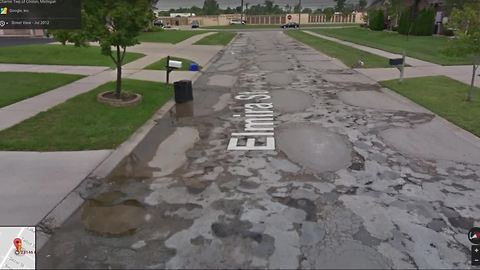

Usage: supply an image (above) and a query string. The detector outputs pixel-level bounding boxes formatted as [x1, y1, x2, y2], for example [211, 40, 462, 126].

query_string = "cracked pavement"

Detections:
[38, 31, 480, 269]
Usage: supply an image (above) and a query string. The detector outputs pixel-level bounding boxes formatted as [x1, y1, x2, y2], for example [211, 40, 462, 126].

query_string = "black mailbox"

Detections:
[389, 58, 404, 66]
[173, 80, 193, 104]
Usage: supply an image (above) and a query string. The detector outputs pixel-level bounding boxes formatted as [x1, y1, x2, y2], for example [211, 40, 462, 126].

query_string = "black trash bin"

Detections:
[173, 80, 193, 104]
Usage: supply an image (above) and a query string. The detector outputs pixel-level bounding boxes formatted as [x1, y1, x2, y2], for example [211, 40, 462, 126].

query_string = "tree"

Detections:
[445, 1, 480, 101]
[302, 8, 313, 14]
[284, 4, 292, 13]
[314, 8, 323, 14]
[323, 7, 335, 21]
[358, 0, 368, 11]
[203, 0, 220, 15]
[334, 0, 346, 12]
[343, 3, 354, 15]
[53, 0, 152, 98]
[264, 0, 274, 12]
[444, 0, 470, 14]
[293, 2, 302, 13]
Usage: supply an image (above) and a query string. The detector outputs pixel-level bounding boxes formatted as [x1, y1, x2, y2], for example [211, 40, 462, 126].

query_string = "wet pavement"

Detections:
[38, 31, 480, 269]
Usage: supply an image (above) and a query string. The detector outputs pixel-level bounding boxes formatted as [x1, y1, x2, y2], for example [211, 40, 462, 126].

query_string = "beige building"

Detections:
[0, 29, 45, 37]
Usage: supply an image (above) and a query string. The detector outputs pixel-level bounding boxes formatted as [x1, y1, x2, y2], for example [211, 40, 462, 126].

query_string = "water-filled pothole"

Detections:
[81, 196, 146, 236]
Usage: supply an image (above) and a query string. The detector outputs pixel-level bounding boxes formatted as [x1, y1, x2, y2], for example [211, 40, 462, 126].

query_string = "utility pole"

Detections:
[298, 0, 302, 27]
[241, 0, 244, 22]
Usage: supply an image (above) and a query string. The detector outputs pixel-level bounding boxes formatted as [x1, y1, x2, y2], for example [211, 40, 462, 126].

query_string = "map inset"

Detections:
[0, 227, 35, 269]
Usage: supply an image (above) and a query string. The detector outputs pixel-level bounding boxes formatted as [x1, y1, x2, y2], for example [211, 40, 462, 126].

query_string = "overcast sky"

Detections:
[156, 0, 369, 11]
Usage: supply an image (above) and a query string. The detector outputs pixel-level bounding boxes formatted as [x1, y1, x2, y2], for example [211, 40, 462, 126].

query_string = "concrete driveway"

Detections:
[38, 31, 480, 269]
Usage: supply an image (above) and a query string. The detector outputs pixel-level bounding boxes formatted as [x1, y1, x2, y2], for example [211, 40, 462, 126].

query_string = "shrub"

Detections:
[398, 9, 411, 34]
[398, 8, 435, 36]
[369, 10, 385, 31]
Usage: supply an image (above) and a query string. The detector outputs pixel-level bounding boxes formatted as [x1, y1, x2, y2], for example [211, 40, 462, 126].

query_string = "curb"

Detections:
[36, 37, 233, 250]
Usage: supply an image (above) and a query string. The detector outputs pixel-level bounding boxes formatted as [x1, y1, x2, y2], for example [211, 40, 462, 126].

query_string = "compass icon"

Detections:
[468, 227, 480, 244]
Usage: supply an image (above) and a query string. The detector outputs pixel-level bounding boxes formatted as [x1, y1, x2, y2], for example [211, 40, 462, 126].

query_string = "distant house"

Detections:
[170, 13, 196, 18]
[0, 29, 45, 37]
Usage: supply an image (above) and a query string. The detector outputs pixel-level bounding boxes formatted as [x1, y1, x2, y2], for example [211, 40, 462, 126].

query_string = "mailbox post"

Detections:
[389, 52, 406, 83]
[165, 56, 183, 84]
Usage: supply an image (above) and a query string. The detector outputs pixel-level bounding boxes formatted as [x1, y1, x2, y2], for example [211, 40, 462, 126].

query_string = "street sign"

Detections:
[287, 15, 292, 20]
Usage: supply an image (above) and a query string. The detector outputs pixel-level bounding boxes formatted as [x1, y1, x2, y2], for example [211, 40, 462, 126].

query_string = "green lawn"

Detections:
[203, 23, 359, 30]
[194, 32, 237, 45]
[0, 45, 144, 68]
[0, 72, 84, 108]
[0, 79, 173, 151]
[145, 56, 200, 71]
[285, 30, 391, 68]
[138, 30, 207, 43]
[380, 76, 480, 137]
[312, 27, 471, 66]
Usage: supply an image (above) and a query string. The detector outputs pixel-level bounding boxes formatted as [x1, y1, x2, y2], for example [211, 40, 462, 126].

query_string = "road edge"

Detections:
[35, 39, 233, 250]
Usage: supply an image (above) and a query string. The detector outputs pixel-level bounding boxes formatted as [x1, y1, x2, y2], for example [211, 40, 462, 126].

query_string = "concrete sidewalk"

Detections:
[0, 64, 109, 76]
[356, 65, 480, 87]
[303, 30, 439, 67]
[0, 151, 111, 226]
[303, 30, 479, 87]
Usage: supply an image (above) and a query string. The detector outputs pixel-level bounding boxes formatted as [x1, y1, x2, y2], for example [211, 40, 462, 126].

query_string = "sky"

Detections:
[156, 0, 367, 11]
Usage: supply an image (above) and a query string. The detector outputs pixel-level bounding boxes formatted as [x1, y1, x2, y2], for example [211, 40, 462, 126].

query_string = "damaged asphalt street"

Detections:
[38, 31, 480, 269]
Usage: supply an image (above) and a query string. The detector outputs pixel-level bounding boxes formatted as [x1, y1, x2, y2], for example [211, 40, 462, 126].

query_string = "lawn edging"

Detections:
[379, 83, 480, 147]
[36, 38, 229, 250]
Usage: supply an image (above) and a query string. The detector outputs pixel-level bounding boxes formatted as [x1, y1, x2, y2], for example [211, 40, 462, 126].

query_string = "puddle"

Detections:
[110, 116, 176, 180]
[148, 127, 200, 177]
[174, 102, 195, 118]
[277, 124, 352, 173]
[81, 198, 146, 236]
[272, 90, 313, 113]
[207, 75, 237, 87]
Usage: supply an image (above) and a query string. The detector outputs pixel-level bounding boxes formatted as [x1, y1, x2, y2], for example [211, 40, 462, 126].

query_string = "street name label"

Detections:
[228, 91, 276, 151]
[0, 0, 81, 29]
[0, 227, 36, 269]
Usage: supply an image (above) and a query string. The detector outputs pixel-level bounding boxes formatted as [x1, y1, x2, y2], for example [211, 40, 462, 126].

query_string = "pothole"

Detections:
[272, 90, 313, 113]
[81, 198, 146, 236]
[277, 124, 352, 173]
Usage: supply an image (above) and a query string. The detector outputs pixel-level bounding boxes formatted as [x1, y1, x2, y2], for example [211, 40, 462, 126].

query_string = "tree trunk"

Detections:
[115, 45, 122, 99]
[467, 63, 478, 102]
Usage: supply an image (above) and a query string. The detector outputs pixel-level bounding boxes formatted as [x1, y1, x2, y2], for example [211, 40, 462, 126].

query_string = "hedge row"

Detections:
[398, 8, 435, 36]
[368, 10, 385, 31]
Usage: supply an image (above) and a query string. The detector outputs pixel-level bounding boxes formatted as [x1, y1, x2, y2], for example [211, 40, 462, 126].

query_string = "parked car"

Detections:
[191, 20, 200, 29]
[281, 22, 299, 29]
[230, 19, 246, 25]
[153, 19, 164, 28]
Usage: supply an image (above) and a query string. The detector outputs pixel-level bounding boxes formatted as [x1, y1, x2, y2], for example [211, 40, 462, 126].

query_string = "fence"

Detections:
[156, 12, 365, 27]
